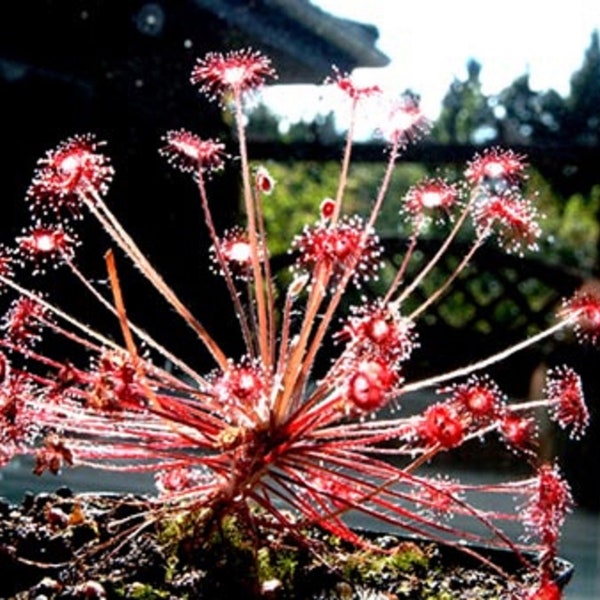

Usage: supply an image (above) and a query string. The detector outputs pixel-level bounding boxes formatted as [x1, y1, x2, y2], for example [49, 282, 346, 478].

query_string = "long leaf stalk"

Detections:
[195, 167, 256, 355]
[234, 94, 270, 366]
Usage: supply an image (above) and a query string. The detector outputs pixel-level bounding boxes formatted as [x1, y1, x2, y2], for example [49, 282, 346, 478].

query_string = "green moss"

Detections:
[147, 508, 512, 598]
[341, 541, 430, 583]
[216, 513, 255, 551]
[127, 582, 172, 599]
[423, 593, 454, 600]
[157, 506, 214, 553]
[256, 544, 300, 589]
[113, 582, 173, 600]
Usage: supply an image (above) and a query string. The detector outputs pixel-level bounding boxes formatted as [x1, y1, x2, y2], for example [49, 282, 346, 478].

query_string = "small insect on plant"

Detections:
[1, 48, 597, 599]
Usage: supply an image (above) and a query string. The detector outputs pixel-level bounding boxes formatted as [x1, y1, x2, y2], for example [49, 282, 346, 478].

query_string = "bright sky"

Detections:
[261, 0, 600, 127]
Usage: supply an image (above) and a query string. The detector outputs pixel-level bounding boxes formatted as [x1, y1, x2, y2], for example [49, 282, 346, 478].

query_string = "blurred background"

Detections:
[0, 1, 598, 598]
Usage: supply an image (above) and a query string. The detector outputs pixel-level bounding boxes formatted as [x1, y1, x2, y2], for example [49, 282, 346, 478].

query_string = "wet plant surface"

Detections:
[0, 488, 570, 599]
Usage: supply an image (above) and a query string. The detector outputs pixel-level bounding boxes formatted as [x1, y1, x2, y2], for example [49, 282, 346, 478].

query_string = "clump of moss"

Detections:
[341, 540, 430, 583]
[117, 581, 172, 599]
[256, 544, 302, 590]
[154, 507, 532, 599]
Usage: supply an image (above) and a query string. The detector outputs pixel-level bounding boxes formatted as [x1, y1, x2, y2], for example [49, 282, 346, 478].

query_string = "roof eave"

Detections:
[193, 0, 389, 82]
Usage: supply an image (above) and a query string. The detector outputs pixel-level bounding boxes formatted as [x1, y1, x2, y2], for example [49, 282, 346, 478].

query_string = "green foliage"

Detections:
[251, 34, 600, 343]
[257, 160, 338, 255]
[527, 168, 600, 270]
[245, 102, 281, 141]
[567, 30, 600, 145]
[157, 506, 214, 554]
[256, 155, 597, 343]
[246, 102, 342, 144]
[258, 160, 429, 256]
[432, 59, 496, 144]
[283, 111, 340, 144]
[125, 582, 171, 599]
[256, 545, 299, 589]
[556, 189, 600, 266]
[341, 541, 430, 583]
[495, 74, 568, 145]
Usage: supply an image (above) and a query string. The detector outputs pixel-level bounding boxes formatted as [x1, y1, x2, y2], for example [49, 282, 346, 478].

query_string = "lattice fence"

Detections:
[379, 237, 585, 336]
[374, 237, 590, 390]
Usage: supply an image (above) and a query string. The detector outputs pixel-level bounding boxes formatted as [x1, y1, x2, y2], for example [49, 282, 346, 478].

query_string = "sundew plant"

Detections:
[1, 49, 598, 598]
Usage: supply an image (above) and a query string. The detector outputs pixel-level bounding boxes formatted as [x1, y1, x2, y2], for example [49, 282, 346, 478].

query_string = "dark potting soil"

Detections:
[0, 488, 570, 599]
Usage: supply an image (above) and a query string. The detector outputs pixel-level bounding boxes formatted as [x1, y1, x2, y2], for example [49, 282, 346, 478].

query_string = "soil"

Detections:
[0, 488, 571, 599]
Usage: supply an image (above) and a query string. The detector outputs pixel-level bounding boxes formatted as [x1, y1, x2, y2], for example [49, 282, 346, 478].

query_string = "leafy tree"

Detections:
[245, 102, 281, 141]
[283, 111, 340, 144]
[494, 75, 567, 145]
[246, 103, 342, 144]
[431, 33, 600, 270]
[525, 169, 599, 271]
[431, 59, 496, 144]
[566, 30, 600, 146]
